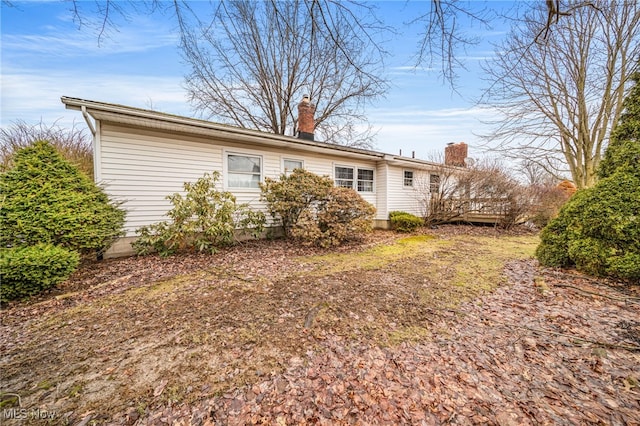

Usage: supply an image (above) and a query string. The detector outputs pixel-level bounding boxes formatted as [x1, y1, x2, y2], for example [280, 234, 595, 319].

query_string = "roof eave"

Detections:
[62, 96, 386, 161]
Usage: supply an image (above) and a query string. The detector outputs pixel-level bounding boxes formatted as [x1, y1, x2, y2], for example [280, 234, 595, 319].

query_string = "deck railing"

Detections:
[426, 197, 516, 225]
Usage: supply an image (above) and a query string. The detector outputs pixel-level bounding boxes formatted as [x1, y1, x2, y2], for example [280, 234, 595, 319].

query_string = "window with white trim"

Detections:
[357, 168, 374, 192]
[334, 165, 374, 192]
[403, 170, 414, 187]
[335, 166, 354, 188]
[283, 158, 303, 176]
[227, 153, 262, 188]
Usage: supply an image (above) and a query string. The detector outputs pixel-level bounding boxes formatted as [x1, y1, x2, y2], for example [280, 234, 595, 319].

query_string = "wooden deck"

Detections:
[427, 198, 518, 225]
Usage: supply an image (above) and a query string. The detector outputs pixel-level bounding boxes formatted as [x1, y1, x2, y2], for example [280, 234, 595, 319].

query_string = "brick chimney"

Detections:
[297, 95, 315, 141]
[444, 142, 468, 167]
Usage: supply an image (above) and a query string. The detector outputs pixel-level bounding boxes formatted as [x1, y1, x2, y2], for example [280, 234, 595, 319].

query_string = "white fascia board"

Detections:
[61, 96, 385, 162]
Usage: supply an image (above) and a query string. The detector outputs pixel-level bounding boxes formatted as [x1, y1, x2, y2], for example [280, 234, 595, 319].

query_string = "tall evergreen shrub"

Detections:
[0, 140, 125, 255]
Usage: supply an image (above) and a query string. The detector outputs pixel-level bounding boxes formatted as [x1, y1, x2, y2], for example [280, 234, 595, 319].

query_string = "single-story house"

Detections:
[62, 96, 468, 258]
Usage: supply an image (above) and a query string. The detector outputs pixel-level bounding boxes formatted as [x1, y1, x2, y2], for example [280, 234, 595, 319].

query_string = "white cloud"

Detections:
[1, 68, 189, 129]
[367, 105, 497, 159]
[370, 105, 496, 120]
[3, 11, 178, 60]
[3, 29, 177, 57]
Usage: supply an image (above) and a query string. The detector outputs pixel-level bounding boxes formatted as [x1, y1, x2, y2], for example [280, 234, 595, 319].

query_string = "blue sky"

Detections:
[1, 1, 511, 160]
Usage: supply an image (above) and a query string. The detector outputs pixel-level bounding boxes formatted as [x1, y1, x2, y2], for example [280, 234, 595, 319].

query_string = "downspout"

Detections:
[81, 106, 96, 136]
[81, 106, 100, 182]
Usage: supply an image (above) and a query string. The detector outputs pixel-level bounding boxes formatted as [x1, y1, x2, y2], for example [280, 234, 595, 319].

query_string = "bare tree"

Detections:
[174, 0, 387, 148]
[479, 0, 640, 189]
[0, 120, 93, 178]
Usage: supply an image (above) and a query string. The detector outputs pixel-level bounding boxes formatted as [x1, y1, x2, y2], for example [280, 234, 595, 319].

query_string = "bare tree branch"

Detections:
[410, 0, 493, 88]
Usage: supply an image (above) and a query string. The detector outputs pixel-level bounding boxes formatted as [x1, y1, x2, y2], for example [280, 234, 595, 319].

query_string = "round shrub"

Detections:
[389, 211, 423, 233]
[0, 141, 125, 255]
[536, 165, 640, 282]
[1, 244, 80, 302]
[261, 169, 376, 247]
[260, 169, 333, 237]
[292, 186, 376, 247]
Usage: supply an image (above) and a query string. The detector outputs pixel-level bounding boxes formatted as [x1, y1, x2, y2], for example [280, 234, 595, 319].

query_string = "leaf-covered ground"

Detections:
[1, 226, 638, 425]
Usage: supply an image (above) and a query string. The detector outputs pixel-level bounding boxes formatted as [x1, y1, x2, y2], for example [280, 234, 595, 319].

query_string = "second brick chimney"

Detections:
[297, 95, 315, 141]
[444, 142, 468, 167]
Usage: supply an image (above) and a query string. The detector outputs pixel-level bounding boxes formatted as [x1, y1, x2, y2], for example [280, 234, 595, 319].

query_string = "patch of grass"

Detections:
[0, 392, 21, 408]
[415, 235, 539, 309]
[68, 382, 84, 398]
[387, 325, 431, 345]
[300, 234, 444, 274]
[37, 379, 55, 390]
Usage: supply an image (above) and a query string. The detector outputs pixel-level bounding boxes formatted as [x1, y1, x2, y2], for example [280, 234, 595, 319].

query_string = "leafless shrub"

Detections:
[418, 158, 536, 229]
[0, 120, 93, 179]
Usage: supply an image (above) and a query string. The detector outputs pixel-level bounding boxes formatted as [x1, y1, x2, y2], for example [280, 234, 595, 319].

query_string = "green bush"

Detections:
[133, 171, 266, 256]
[0, 141, 125, 255]
[260, 169, 333, 237]
[389, 211, 423, 233]
[536, 173, 640, 281]
[1, 244, 79, 302]
[291, 186, 376, 247]
[535, 213, 573, 267]
[536, 69, 640, 283]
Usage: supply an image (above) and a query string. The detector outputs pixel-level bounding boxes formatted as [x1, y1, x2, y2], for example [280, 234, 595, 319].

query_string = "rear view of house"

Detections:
[62, 96, 459, 257]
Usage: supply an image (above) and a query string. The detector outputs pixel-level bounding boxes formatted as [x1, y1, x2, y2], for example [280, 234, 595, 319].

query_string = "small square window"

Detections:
[228, 154, 261, 188]
[403, 170, 414, 187]
[283, 159, 303, 175]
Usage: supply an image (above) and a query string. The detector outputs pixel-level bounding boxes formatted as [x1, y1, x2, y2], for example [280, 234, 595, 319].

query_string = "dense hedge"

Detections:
[389, 211, 423, 233]
[536, 69, 640, 283]
[1, 244, 80, 302]
[0, 140, 125, 255]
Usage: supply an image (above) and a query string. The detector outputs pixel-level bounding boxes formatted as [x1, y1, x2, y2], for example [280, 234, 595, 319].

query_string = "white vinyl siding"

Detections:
[386, 165, 432, 217]
[99, 124, 223, 236]
[98, 123, 381, 237]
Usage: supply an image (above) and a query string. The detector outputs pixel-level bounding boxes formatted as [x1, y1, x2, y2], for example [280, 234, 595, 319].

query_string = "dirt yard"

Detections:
[1, 226, 638, 425]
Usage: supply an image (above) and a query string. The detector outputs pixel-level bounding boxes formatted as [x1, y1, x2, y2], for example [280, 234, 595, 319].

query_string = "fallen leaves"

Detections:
[136, 258, 638, 425]
[1, 226, 638, 425]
